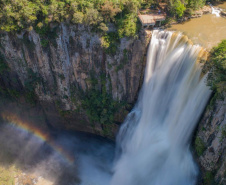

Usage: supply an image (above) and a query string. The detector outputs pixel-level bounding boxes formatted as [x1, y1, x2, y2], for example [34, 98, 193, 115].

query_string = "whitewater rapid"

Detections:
[211, 5, 221, 17]
[111, 30, 211, 185]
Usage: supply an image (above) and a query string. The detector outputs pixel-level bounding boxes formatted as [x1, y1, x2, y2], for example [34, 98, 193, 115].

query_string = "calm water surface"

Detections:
[168, 14, 226, 50]
[219, 2, 226, 9]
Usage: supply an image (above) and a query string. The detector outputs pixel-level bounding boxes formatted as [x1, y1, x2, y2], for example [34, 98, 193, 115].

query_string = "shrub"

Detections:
[24, 69, 42, 105]
[101, 1, 121, 22]
[72, 12, 84, 24]
[173, 0, 186, 18]
[184, 8, 193, 16]
[117, 14, 138, 38]
[204, 171, 214, 185]
[187, 0, 206, 10]
[204, 40, 226, 100]
[195, 137, 206, 156]
[99, 23, 109, 32]
[81, 74, 123, 125]
[101, 32, 120, 55]
[40, 39, 49, 47]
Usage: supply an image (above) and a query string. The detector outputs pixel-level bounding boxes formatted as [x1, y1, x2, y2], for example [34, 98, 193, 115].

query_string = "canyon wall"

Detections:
[195, 97, 226, 185]
[0, 24, 151, 137]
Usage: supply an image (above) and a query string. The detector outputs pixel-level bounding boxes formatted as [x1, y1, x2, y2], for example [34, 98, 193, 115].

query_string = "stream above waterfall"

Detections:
[168, 13, 226, 50]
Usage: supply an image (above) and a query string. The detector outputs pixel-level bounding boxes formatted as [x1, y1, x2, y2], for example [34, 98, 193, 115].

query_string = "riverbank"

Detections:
[171, 2, 226, 22]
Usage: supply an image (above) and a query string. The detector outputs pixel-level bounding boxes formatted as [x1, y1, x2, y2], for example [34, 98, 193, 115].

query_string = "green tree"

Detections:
[117, 14, 137, 38]
[205, 40, 226, 98]
[72, 12, 84, 24]
[101, 1, 121, 22]
[187, 0, 206, 10]
[0, 0, 143, 37]
[99, 22, 109, 32]
[84, 8, 103, 25]
[173, 0, 186, 17]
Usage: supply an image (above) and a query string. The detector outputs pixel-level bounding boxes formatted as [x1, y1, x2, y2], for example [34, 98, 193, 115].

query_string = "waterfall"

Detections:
[110, 30, 211, 185]
[211, 5, 221, 17]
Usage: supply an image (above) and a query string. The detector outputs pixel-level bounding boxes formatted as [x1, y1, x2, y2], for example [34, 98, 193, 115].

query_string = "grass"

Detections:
[0, 165, 20, 185]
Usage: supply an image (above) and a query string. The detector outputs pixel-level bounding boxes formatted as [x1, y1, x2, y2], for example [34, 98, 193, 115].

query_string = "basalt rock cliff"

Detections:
[0, 24, 151, 137]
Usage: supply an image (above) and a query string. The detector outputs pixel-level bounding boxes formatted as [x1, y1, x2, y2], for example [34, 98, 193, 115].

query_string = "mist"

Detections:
[0, 117, 115, 185]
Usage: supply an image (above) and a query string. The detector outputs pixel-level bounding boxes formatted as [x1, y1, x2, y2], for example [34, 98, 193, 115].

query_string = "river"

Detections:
[168, 13, 226, 50]
[218, 2, 226, 9]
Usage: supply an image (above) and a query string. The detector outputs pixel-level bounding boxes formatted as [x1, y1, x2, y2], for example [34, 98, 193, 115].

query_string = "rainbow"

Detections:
[0, 112, 75, 164]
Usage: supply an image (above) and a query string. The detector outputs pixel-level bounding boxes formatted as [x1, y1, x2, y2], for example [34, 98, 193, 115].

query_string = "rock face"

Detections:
[221, 10, 226, 17]
[191, 5, 212, 18]
[2, 24, 150, 103]
[195, 97, 226, 185]
[0, 24, 151, 136]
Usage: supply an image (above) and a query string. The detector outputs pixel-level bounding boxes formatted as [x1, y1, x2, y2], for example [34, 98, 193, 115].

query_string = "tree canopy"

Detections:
[0, 0, 143, 37]
[206, 40, 226, 98]
[0, 0, 224, 36]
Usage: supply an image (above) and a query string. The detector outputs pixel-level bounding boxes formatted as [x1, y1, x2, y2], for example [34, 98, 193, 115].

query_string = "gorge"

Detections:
[0, 4, 226, 185]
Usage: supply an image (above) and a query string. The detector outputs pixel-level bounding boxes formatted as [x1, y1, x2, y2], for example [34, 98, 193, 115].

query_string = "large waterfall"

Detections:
[0, 30, 213, 185]
[110, 30, 211, 185]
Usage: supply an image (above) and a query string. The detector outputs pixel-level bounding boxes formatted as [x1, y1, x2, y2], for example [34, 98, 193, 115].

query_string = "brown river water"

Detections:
[168, 13, 226, 50]
[218, 2, 226, 9]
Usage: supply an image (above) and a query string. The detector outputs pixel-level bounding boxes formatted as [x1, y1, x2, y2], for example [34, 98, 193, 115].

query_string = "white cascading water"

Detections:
[110, 30, 212, 185]
[211, 5, 221, 17]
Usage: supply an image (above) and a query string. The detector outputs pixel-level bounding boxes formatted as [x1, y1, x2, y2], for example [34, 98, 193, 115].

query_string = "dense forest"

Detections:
[0, 0, 224, 37]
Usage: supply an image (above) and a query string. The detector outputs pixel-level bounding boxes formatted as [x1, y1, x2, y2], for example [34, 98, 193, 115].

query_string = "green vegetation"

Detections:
[0, 165, 19, 185]
[81, 73, 123, 125]
[81, 88, 119, 124]
[205, 40, 226, 102]
[55, 100, 72, 117]
[101, 32, 120, 55]
[167, 0, 223, 18]
[220, 124, 226, 141]
[115, 49, 129, 71]
[0, 57, 40, 103]
[171, 0, 186, 18]
[203, 171, 215, 185]
[195, 137, 206, 156]
[0, 0, 143, 38]
[40, 39, 49, 47]
[0, 52, 21, 99]
[2, 1, 223, 38]
[24, 68, 42, 105]
[0, 52, 9, 75]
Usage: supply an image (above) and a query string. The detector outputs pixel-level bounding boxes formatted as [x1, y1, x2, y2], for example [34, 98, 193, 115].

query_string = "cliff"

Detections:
[195, 96, 226, 185]
[0, 24, 151, 137]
